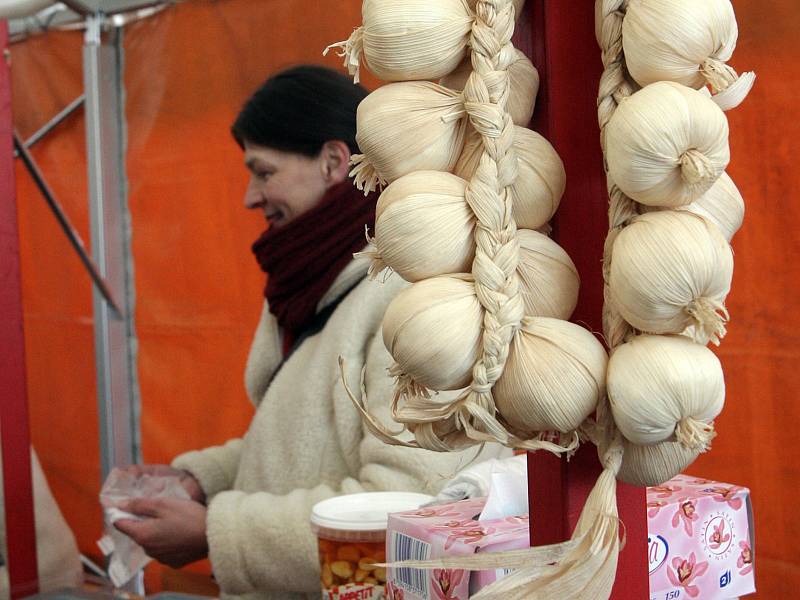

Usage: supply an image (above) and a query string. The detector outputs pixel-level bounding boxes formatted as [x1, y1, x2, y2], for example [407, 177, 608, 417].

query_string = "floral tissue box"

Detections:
[385, 475, 755, 600]
[385, 497, 529, 600]
[648, 474, 755, 600]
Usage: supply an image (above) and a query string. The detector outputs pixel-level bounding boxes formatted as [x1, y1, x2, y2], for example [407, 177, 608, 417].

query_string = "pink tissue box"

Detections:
[385, 475, 755, 600]
[385, 497, 529, 599]
[647, 474, 755, 600]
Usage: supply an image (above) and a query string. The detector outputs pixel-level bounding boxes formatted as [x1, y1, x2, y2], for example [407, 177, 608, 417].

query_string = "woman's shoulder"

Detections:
[322, 255, 408, 315]
[319, 259, 409, 348]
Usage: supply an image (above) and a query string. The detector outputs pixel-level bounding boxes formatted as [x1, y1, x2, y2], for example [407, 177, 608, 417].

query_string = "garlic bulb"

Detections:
[606, 81, 730, 207]
[623, 0, 755, 110]
[454, 126, 564, 229]
[383, 275, 483, 391]
[608, 211, 734, 345]
[368, 171, 474, 282]
[351, 81, 467, 194]
[617, 438, 700, 487]
[367, 173, 578, 317]
[608, 335, 724, 451]
[517, 230, 579, 320]
[441, 48, 539, 127]
[643, 172, 744, 242]
[325, 0, 473, 83]
[493, 317, 608, 435]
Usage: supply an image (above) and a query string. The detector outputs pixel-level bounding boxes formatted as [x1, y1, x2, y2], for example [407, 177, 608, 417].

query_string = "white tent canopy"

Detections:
[0, 0, 163, 19]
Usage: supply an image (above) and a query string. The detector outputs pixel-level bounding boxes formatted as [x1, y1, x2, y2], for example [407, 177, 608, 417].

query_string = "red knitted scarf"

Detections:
[251, 180, 377, 339]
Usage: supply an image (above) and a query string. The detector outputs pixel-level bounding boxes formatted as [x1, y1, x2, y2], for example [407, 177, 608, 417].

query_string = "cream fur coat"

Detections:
[173, 256, 506, 599]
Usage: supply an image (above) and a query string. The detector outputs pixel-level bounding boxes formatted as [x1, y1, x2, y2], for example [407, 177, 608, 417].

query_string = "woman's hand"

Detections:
[114, 497, 209, 569]
[122, 464, 206, 504]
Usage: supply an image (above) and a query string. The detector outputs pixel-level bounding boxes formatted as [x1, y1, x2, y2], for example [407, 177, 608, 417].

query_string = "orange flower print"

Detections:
[705, 486, 744, 510]
[667, 552, 709, 598]
[737, 540, 753, 576]
[708, 519, 731, 550]
[386, 581, 405, 600]
[434, 520, 473, 530]
[689, 478, 715, 486]
[651, 485, 682, 499]
[672, 499, 700, 537]
[440, 526, 495, 550]
[503, 515, 529, 526]
[432, 569, 464, 600]
[406, 506, 462, 519]
[648, 500, 668, 518]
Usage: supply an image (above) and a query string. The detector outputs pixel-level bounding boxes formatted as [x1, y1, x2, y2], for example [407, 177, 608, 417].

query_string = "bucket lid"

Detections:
[310, 491, 433, 532]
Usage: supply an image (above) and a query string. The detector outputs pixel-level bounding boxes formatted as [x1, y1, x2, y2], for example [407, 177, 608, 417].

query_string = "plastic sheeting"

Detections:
[8, 0, 800, 596]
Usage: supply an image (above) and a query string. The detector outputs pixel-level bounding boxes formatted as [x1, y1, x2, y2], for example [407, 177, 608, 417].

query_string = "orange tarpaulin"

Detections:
[11, 0, 377, 587]
[8, 0, 798, 596]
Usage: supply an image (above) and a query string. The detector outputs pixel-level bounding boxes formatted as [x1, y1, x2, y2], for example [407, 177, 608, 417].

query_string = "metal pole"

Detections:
[13, 131, 123, 316]
[83, 15, 143, 595]
[15, 93, 84, 153]
[83, 13, 141, 481]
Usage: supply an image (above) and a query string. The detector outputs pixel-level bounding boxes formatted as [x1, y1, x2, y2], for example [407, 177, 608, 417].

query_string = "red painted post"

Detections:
[0, 21, 40, 599]
[519, 2, 650, 598]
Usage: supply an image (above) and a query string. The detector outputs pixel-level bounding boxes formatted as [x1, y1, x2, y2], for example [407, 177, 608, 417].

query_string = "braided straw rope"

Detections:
[411, 0, 587, 456]
[597, 0, 638, 352]
[453, 0, 526, 441]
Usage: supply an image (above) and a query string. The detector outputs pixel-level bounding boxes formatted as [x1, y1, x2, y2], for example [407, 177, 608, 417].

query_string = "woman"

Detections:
[115, 65, 503, 599]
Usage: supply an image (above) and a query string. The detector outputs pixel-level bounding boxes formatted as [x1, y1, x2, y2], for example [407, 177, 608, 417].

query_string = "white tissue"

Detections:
[428, 454, 529, 521]
[478, 468, 529, 521]
[477, 456, 528, 521]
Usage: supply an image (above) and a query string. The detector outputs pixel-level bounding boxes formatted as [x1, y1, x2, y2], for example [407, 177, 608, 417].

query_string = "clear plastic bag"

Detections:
[97, 468, 190, 587]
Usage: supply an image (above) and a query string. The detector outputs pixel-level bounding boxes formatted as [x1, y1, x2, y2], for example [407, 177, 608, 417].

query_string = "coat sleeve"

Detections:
[171, 438, 244, 502]
[203, 327, 509, 595]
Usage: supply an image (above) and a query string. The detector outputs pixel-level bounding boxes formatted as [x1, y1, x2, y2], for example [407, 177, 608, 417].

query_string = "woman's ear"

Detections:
[320, 140, 352, 186]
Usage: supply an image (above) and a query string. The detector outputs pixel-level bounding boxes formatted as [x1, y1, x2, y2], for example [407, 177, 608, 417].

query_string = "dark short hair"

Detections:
[231, 65, 368, 157]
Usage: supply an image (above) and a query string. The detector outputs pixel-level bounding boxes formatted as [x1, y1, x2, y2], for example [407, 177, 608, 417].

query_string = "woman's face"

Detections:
[242, 142, 329, 229]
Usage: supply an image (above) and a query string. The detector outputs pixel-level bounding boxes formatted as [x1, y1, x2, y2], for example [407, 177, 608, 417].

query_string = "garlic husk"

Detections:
[641, 172, 745, 242]
[617, 438, 701, 487]
[493, 317, 608, 435]
[382, 274, 483, 391]
[369, 171, 474, 282]
[608, 211, 734, 345]
[454, 126, 564, 229]
[441, 48, 539, 127]
[622, 0, 754, 107]
[608, 335, 724, 451]
[351, 81, 467, 194]
[606, 81, 730, 207]
[711, 71, 756, 112]
[325, 0, 473, 83]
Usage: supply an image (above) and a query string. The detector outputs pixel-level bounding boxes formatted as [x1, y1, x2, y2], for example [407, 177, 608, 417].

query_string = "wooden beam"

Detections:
[518, 2, 650, 598]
